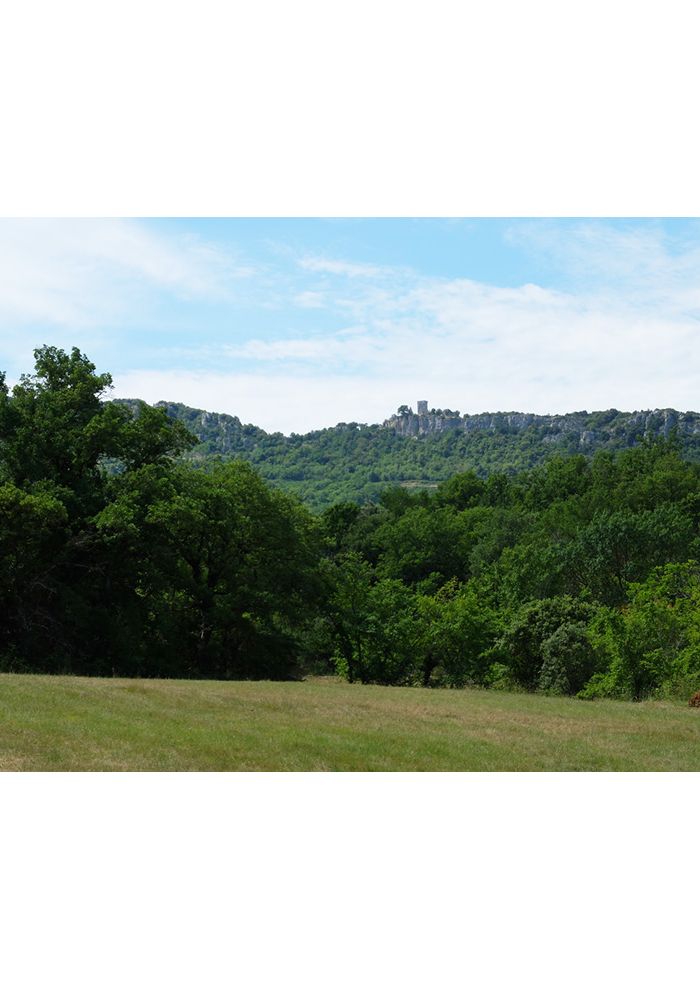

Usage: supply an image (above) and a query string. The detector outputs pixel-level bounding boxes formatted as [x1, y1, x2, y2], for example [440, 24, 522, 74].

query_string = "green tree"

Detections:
[376, 506, 473, 587]
[499, 597, 597, 690]
[326, 554, 420, 684]
[537, 622, 597, 695]
[97, 462, 322, 678]
[584, 562, 700, 699]
[324, 552, 374, 683]
[559, 506, 692, 603]
[0, 483, 68, 668]
[416, 580, 497, 687]
[435, 471, 486, 510]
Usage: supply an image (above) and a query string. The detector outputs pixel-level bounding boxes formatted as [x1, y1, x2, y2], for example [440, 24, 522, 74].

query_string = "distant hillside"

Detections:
[382, 405, 696, 444]
[114, 400, 700, 510]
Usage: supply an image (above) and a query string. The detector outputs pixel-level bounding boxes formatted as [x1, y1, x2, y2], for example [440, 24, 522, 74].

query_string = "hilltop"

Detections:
[115, 399, 700, 510]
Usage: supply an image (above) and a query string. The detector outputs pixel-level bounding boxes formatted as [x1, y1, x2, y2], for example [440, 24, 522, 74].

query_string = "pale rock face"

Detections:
[381, 407, 700, 446]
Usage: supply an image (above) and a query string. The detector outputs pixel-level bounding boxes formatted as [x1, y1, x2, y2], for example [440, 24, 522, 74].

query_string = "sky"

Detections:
[1, 217, 699, 433]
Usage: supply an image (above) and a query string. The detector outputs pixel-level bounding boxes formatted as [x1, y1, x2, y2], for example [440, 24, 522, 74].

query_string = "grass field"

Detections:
[2, 673, 700, 771]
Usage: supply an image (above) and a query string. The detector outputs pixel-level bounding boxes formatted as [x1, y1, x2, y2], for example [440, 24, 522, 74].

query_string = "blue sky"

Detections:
[1, 217, 699, 432]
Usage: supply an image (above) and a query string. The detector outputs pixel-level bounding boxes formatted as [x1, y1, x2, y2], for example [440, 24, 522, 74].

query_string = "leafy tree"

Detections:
[0, 349, 194, 671]
[321, 501, 362, 551]
[584, 562, 700, 699]
[435, 471, 486, 510]
[324, 552, 374, 683]
[499, 597, 597, 691]
[416, 581, 497, 687]
[558, 506, 692, 603]
[97, 462, 322, 678]
[0, 483, 68, 668]
[376, 506, 474, 587]
[537, 622, 597, 695]
[1, 347, 193, 505]
[326, 554, 420, 684]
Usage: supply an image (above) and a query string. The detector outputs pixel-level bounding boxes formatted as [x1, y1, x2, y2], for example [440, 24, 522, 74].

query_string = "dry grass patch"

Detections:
[1, 673, 699, 771]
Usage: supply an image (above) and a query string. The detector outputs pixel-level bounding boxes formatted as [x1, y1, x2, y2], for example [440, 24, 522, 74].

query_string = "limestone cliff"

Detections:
[382, 407, 700, 447]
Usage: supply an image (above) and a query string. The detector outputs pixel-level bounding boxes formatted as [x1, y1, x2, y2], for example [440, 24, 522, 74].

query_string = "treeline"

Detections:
[3, 348, 700, 700]
[126, 399, 700, 510]
[321, 452, 700, 699]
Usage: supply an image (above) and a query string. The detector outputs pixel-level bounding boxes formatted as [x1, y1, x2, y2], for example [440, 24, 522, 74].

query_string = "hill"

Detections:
[1, 673, 698, 771]
[116, 399, 700, 509]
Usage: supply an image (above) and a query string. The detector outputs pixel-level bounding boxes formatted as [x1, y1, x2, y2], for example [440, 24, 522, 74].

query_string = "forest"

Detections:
[3, 346, 700, 702]
[119, 398, 700, 510]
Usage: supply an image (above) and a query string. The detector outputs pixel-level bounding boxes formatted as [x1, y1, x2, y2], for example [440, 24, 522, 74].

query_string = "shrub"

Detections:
[538, 622, 598, 695]
[500, 597, 597, 690]
[483, 662, 521, 692]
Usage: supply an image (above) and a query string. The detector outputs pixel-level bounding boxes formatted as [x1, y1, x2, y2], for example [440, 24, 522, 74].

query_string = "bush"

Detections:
[584, 563, 700, 699]
[538, 622, 598, 695]
[577, 670, 622, 700]
[483, 662, 521, 692]
[654, 672, 700, 702]
[500, 597, 597, 690]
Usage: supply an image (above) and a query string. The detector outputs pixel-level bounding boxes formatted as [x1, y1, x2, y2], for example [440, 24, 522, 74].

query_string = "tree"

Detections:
[584, 562, 700, 699]
[1, 346, 193, 506]
[499, 597, 597, 690]
[435, 471, 486, 510]
[97, 462, 322, 678]
[537, 622, 597, 695]
[324, 552, 374, 683]
[0, 483, 68, 668]
[0, 347, 199, 674]
[558, 506, 692, 604]
[326, 554, 420, 684]
[321, 501, 361, 551]
[376, 506, 474, 587]
[416, 581, 497, 687]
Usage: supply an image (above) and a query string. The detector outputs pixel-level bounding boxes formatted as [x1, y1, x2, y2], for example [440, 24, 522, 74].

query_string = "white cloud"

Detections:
[6, 220, 700, 434]
[293, 290, 325, 308]
[113, 278, 700, 434]
[179, 231, 700, 430]
[0, 219, 252, 329]
[112, 369, 409, 434]
[225, 326, 388, 367]
[298, 255, 387, 278]
[507, 220, 700, 309]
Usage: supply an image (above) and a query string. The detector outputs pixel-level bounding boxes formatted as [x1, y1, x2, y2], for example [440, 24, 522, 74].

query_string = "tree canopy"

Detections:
[3, 346, 700, 700]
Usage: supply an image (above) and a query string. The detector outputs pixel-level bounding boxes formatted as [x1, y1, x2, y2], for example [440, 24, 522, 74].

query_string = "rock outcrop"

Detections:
[382, 407, 700, 448]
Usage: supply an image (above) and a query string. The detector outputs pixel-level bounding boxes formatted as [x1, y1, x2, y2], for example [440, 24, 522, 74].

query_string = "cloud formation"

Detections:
[298, 255, 388, 278]
[3, 219, 700, 433]
[202, 224, 700, 428]
[0, 218, 250, 329]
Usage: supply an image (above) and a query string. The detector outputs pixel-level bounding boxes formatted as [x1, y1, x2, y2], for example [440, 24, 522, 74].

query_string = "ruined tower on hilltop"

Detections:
[417, 400, 428, 415]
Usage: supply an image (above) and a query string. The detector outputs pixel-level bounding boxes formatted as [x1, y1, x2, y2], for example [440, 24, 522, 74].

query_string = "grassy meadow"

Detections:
[1, 673, 699, 771]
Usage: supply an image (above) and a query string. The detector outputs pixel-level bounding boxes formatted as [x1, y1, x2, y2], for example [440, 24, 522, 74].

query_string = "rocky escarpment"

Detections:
[153, 402, 273, 453]
[383, 407, 700, 448]
[114, 399, 271, 453]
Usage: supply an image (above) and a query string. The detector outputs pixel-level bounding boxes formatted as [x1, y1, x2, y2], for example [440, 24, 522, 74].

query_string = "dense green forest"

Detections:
[113, 399, 700, 510]
[3, 347, 700, 701]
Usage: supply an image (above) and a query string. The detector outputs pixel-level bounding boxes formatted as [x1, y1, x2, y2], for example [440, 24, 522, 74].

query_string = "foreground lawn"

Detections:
[1, 673, 699, 771]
